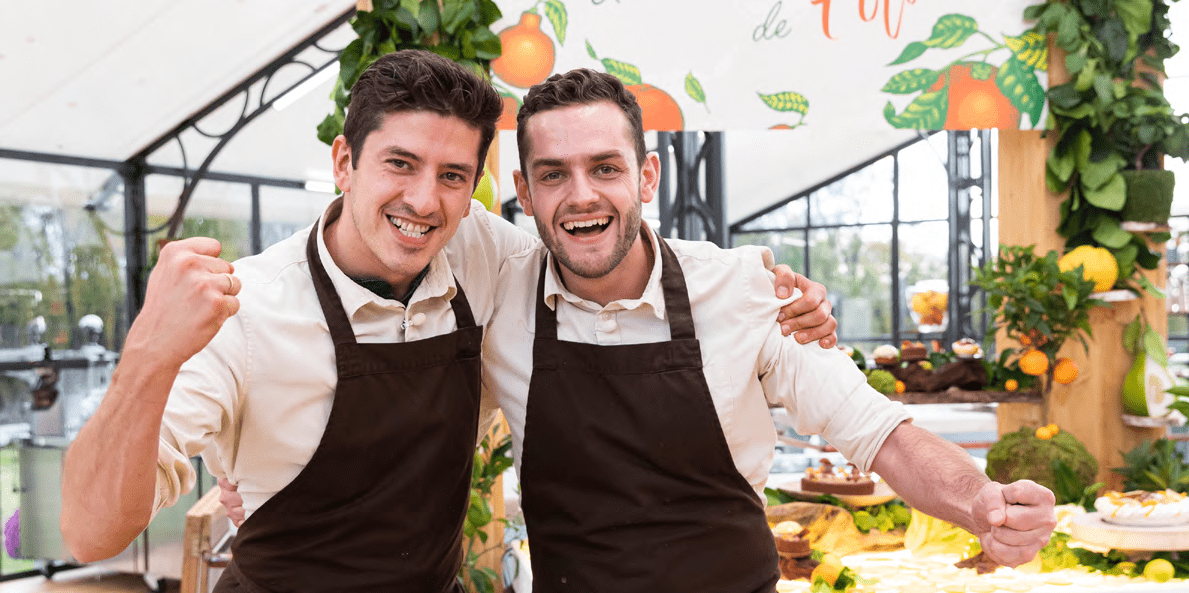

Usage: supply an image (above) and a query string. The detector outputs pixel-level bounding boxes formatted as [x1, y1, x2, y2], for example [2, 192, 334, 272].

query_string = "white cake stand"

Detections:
[1071, 512, 1189, 551]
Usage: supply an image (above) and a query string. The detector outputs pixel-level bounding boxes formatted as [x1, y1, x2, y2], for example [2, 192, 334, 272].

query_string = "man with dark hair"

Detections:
[479, 68, 1058, 592]
[60, 51, 835, 592]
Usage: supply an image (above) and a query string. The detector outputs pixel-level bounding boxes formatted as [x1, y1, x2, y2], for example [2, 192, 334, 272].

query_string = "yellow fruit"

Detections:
[472, 167, 498, 211]
[1053, 358, 1078, 385]
[1058, 245, 1118, 293]
[1144, 558, 1175, 582]
[1005, 379, 1019, 391]
[895, 380, 907, 394]
[1047, 423, 1059, 435]
[812, 554, 844, 587]
[1036, 426, 1053, 440]
[1019, 349, 1049, 376]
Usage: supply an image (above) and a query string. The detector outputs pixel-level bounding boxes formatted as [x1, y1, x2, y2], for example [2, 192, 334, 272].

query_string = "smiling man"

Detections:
[59, 51, 837, 593]
[478, 69, 1059, 592]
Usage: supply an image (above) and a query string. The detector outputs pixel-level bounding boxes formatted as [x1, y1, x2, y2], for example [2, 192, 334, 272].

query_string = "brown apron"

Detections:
[520, 237, 780, 593]
[213, 223, 481, 593]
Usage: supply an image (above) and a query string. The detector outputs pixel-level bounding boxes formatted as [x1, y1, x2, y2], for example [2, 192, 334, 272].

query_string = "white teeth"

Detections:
[388, 216, 430, 238]
[562, 217, 610, 231]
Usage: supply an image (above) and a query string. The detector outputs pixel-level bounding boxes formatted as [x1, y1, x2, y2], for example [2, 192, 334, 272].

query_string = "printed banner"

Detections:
[488, 0, 1047, 132]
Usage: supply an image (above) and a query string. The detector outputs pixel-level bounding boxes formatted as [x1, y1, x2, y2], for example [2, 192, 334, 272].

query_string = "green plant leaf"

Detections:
[759, 91, 810, 115]
[317, 112, 345, 147]
[1096, 18, 1130, 64]
[997, 57, 1045, 127]
[1006, 31, 1048, 71]
[441, 0, 476, 35]
[1123, 315, 1142, 354]
[1057, 11, 1083, 48]
[889, 42, 928, 66]
[1145, 328, 1169, 367]
[1082, 173, 1126, 211]
[883, 91, 947, 129]
[544, 0, 567, 45]
[477, 0, 502, 26]
[1048, 150, 1076, 185]
[1080, 161, 1120, 191]
[470, 27, 501, 60]
[602, 58, 642, 86]
[418, 0, 441, 33]
[1115, 0, 1155, 39]
[924, 14, 978, 49]
[400, 0, 420, 19]
[685, 72, 706, 105]
[882, 69, 938, 94]
[1090, 216, 1131, 247]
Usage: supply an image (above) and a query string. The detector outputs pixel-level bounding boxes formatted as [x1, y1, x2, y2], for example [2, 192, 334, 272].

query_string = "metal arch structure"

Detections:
[118, 7, 355, 319]
[655, 131, 727, 246]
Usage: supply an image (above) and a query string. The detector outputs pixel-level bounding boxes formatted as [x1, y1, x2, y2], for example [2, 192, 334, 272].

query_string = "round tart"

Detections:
[1095, 489, 1189, 526]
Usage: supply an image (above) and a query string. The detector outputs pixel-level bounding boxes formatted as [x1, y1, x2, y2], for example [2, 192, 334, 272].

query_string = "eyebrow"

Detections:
[382, 146, 476, 176]
[529, 150, 626, 171]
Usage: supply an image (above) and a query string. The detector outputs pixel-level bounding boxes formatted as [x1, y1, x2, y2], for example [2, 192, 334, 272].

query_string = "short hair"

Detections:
[516, 68, 646, 174]
[343, 49, 502, 174]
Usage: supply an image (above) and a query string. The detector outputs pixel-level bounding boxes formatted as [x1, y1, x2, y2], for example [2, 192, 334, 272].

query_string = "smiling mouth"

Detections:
[387, 215, 435, 239]
[561, 216, 611, 237]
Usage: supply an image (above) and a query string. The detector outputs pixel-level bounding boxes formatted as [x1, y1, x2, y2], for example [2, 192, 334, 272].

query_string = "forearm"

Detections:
[870, 421, 990, 534]
[60, 345, 180, 562]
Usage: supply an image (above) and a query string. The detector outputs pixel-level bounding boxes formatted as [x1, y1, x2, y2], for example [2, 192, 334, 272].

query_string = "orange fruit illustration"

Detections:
[498, 96, 520, 131]
[1053, 358, 1078, 384]
[492, 12, 555, 89]
[1019, 349, 1049, 377]
[628, 84, 684, 131]
[928, 63, 1019, 130]
[769, 124, 794, 130]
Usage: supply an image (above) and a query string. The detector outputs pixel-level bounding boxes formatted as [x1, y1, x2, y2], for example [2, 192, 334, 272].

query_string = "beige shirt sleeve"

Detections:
[152, 309, 247, 515]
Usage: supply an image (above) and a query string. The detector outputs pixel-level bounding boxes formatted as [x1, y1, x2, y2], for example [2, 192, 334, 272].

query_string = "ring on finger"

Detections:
[224, 273, 234, 293]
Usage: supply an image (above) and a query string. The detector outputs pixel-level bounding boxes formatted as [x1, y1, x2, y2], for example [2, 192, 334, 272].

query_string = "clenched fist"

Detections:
[125, 238, 242, 370]
[969, 479, 1057, 568]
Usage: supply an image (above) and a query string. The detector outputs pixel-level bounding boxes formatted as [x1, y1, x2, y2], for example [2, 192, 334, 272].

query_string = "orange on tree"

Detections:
[1036, 426, 1054, 440]
[1053, 358, 1078, 385]
[492, 12, 555, 89]
[628, 84, 684, 131]
[1019, 349, 1049, 377]
[1004, 379, 1019, 392]
[895, 380, 906, 394]
[927, 63, 1019, 129]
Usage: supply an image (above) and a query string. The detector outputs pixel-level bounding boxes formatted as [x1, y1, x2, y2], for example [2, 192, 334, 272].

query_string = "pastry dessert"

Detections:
[771, 520, 818, 580]
[802, 459, 876, 495]
[952, 338, 982, 359]
[1094, 489, 1189, 526]
[871, 344, 899, 367]
[900, 340, 928, 362]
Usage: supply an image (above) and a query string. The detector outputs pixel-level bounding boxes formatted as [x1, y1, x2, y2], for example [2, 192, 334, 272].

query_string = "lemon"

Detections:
[472, 167, 498, 211]
[1144, 558, 1175, 583]
[1058, 245, 1118, 293]
[812, 553, 844, 587]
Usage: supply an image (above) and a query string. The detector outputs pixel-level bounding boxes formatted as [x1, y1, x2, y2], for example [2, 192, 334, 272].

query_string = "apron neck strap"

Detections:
[533, 231, 696, 342]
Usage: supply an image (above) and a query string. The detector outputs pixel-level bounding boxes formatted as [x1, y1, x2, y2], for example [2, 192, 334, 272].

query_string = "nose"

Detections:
[568, 172, 600, 208]
[402, 171, 439, 217]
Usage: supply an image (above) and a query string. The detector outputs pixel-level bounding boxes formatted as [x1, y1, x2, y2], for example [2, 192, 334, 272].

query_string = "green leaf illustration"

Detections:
[889, 41, 928, 66]
[923, 14, 979, 49]
[544, 0, 567, 45]
[970, 62, 993, 80]
[757, 91, 809, 115]
[586, 39, 598, 60]
[882, 69, 938, 94]
[602, 58, 642, 86]
[996, 57, 1045, 127]
[883, 91, 948, 129]
[685, 72, 706, 105]
[1005, 31, 1048, 71]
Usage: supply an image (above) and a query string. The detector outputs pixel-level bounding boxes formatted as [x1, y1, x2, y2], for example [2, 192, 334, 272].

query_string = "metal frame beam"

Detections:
[656, 131, 727, 245]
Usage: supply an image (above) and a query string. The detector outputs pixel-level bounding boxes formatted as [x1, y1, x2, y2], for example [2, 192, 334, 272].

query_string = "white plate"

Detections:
[777, 477, 898, 507]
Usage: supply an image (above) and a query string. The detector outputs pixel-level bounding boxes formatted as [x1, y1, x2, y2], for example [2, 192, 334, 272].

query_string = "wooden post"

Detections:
[994, 41, 1167, 491]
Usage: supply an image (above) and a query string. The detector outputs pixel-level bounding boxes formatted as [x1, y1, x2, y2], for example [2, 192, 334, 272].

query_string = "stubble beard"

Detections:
[537, 196, 643, 280]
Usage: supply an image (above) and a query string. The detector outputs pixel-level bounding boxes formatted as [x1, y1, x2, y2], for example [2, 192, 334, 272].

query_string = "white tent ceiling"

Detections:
[4, 2, 1185, 227]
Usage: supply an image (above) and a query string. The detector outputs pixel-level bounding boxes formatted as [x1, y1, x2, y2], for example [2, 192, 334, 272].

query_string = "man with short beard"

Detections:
[479, 68, 1058, 592]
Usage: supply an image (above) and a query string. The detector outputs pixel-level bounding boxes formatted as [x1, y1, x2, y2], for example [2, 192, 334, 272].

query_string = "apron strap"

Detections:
[533, 228, 698, 342]
[306, 221, 357, 348]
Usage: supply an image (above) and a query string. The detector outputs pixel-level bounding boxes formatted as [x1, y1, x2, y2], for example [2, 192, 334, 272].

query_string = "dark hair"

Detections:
[516, 68, 646, 174]
[343, 49, 502, 175]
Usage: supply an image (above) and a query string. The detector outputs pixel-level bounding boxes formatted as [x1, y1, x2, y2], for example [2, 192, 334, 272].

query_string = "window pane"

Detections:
[736, 197, 807, 232]
[260, 186, 335, 251]
[146, 176, 251, 264]
[733, 231, 805, 273]
[809, 156, 893, 226]
[809, 225, 893, 343]
[900, 221, 951, 338]
[898, 134, 949, 222]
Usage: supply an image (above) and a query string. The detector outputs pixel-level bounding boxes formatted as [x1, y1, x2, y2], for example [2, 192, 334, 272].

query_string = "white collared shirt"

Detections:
[482, 230, 912, 499]
[154, 198, 536, 517]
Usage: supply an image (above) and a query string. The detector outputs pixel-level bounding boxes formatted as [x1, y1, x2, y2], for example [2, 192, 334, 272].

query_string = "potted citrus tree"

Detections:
[972, 245, 1108, 422]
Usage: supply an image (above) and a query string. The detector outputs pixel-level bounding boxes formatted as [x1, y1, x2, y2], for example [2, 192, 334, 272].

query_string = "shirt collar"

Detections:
[541, 222, 666, 320]
[315, 198, 457, 318]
